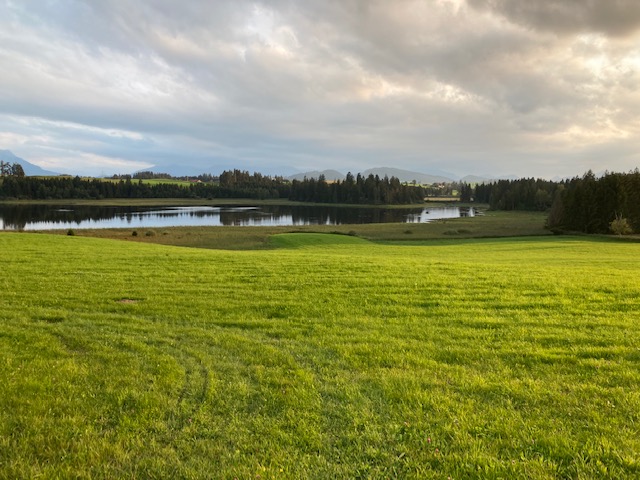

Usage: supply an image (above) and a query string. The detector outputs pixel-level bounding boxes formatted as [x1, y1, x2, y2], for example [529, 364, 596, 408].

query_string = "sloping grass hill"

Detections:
[1, 232, 639, 478]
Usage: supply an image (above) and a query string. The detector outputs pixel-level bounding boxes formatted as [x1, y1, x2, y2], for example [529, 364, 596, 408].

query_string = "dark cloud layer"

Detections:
[469, 0, 640, 37]
[0, 0, 639, 177]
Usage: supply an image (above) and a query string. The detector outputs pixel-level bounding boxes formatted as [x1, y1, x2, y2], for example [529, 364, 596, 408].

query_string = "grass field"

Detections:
[1, 232, 639, 478]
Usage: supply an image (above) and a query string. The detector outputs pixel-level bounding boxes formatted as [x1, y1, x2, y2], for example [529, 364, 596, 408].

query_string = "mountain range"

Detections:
[0, 150, 515, 183]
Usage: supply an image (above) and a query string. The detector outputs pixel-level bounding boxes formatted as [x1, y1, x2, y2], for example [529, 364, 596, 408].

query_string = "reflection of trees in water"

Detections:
[459, 207, 475, 218]
[0, 205, 219, 229]
[288, 206, 422, 225]
[0, 205, 122, 230]
[0, 204, 458, 230]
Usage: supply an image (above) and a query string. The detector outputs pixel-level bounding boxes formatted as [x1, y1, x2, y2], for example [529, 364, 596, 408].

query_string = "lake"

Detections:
[0, 204, 478, 231]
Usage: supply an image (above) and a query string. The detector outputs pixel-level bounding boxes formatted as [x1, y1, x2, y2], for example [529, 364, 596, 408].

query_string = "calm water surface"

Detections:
[0, 204, 478, 231]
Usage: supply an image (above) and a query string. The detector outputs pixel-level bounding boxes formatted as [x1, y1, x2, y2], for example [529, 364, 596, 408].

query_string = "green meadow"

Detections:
[1, 231, 640, 478]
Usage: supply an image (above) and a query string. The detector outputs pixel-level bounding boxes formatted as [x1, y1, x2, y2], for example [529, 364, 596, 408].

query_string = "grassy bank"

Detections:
[1, 232, 639, 478]
[52, 210, 550, 250]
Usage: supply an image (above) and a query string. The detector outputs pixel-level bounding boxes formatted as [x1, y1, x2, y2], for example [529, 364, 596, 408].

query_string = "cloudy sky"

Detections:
[1, 0, 640, 178]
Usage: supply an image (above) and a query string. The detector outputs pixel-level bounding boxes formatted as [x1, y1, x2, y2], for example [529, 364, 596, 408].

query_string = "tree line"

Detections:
[112, 171, 217, 182]
[0, 176, 189, 200]
[0, 170, 425, 205]
[473, 178, 559, 211]
[218, 170, 424, 204]
[288, 172, 425, 204]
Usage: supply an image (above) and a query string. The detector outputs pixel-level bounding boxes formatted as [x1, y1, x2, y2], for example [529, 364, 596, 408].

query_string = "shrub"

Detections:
[610, 215, 632, 235]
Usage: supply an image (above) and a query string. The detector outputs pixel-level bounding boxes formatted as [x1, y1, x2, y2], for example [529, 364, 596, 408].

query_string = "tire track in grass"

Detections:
[157, 340, 211, 435]
[180, 329, 329, 474]
[49, 326, 211, 432]
[50, 325, 214, 468]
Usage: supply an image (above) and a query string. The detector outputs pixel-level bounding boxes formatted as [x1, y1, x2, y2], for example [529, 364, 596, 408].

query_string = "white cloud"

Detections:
[0, 0, 639, 178]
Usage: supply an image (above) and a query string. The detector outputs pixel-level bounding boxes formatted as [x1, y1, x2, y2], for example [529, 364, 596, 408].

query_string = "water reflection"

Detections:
[0, 204, 478, 230]
[405, 206, 475, 223]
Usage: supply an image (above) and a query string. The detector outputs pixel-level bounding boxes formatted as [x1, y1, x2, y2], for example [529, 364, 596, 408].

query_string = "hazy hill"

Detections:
[288, 167, 457, 183]
[460, 174, 523, 184]
[0, 150, 60, 176]
[460, 175, 492, 184]
[142, 163, 300, 178]
[360, 167, 454, 184]
[137, 164, 216, 178]
[287, 170, 346, 181]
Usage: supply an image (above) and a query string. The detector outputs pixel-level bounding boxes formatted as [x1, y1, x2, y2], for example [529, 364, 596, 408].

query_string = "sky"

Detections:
[1, 0, 640, 179]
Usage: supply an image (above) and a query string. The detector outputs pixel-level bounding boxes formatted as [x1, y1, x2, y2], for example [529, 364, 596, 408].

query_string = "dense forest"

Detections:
[546, 171, 640, 234]
[473, 178, 559, 211]
[290, 172, 425, 204]
[469, 171, 640, 234]
[0, 169, 425, 205]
